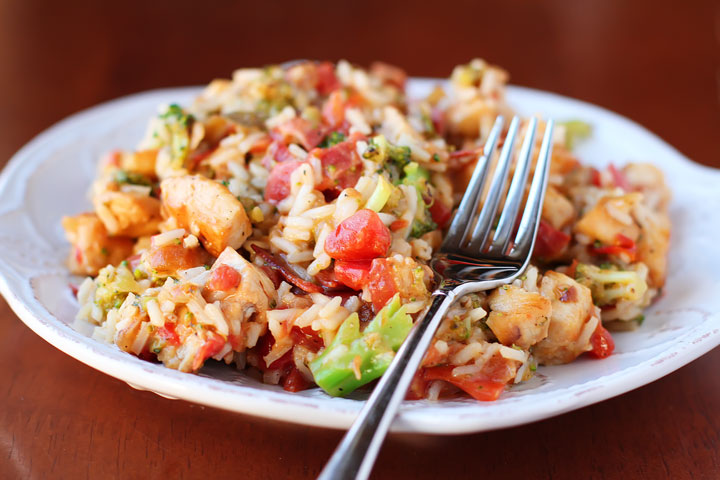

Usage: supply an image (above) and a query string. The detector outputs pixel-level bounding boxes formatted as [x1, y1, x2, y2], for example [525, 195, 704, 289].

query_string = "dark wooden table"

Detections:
[1, 1, 719, 478]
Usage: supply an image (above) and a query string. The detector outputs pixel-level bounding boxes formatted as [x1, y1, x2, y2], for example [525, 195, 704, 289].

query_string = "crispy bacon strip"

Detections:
[251, 245, 323, 293]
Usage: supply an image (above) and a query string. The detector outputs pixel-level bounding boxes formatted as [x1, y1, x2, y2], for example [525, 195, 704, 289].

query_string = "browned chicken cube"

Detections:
[486, 285, 552, 349]
[533, 271, 599, 365]
[62, 213, 133, 276]
[160, 175, 251, 257]
[93, 190, 162, 237]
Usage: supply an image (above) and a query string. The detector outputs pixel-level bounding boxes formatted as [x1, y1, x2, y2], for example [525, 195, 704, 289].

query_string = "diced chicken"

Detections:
[486, 285, 551, 349]
[623, 163, 671, 212]
[160, 175, 252, 256]
[141, 242, 211, 277]
[120, 149, 158, 178]
[204, 248, 277, 348]
[541, 185, 575, 230]
[533, 271, 600, 365]
[93, 190, 162, 237]
[574, 193, 643, 245]
[633, 202, 671, 288]
[62, 213, 134, 276]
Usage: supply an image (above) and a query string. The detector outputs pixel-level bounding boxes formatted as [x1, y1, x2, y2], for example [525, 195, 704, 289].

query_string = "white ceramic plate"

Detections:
[1, 80, 719, 434]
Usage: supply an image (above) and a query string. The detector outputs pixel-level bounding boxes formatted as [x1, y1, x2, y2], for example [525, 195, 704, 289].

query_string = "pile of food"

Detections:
[64, 59, 671, 401]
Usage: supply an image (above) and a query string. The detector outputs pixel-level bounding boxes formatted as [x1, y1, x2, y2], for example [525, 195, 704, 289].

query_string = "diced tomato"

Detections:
[74, 246, 83, 264]
[389, 219, 408, 232]
[588, 324, 615, 359]
[534, 220, 571, 259]
[249, 134, 272, 154]
[265, 160, 305, 202]
[289, 326, 324, 353]
[429, 198, 452, 228]
[431, 107, 446, 137]
[590, 167, 602, 187]
[608, 164, 631, 191]
[322, 90, 346, 129]
[156, 322, 181, 347]
[334, 260, 373, 290]
[192, 330, 226, 371]
[282, 366, 311, 392]
[406, 371, 429, 400]
[370, 62, 407, 89]
[207, 264, 241, 291]
[423, 366, 507, 402]
[324, 209, 392, 261]
[313, 140, 363, 194]
[271, 117, 324, 151]
[589, 233, 637, 262]
[367, 258, 398, 311]
[315, 61, 340, 95]
[69, 283, 79, 297]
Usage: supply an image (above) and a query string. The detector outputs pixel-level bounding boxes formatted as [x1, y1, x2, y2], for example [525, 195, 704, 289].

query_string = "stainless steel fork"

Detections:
[318, 115, 554, 480]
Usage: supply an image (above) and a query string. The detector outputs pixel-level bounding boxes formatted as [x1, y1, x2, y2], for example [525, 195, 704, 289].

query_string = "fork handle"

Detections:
[318, 291, 457, 480]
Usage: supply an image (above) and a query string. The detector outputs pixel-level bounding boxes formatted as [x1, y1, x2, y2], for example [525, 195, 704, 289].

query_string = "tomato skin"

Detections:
[315, 61, 340, 95]
[429, 198, 452, 228]
[334, 260, 373, 290]
[265, 160, 305, 202]
[588, 324, 615, 359]
[156, 322, 181, 347]
[589, 233, 637, 262]
[405, 371, 429, 400]
[271, 117, 324, 151]
[590, 167, 602, 187]
[193, 330, 226, 371]
[324, 209, 392, 261]
[282, 366, 311, 392]
[322, 90, 346, 129]
[313, 140, 363, 194]
[423, 366, 506, 402]
[534, 220, 571, 259]
[608, 164, 631, 191]
[367, 258, 398, 311]
[207, 264, 241, 291]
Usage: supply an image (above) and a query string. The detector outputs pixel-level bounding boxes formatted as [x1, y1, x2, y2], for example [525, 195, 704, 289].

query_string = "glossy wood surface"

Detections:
[1, 1, 719, 478]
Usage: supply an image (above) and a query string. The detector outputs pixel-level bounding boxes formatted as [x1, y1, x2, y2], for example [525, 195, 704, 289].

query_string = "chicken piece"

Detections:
[574, 193, 643, 245]
[120, 149, 158, 179]
[633, 202, 671, 288]
[62, 213, 134, 276]
[93, 190, 162, 237]
[141, 241, 211, 277]
[533, 271, 600, 365]
[486, 285, 551, 349]
[541, 185, 575, 230]
[204, 248, 277, 348]
[160, 175, 251, 257]
[622, 163, 671, 212]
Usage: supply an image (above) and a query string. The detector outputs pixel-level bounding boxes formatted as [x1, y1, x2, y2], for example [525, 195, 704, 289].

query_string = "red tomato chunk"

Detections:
[588, 324, 615, 359]
[207, 264, 241, 291]
[334, 260, 373, 290]
[366, 258, 398, 311]
[265, 160, 305, 202]
[324, 209, 391, 261]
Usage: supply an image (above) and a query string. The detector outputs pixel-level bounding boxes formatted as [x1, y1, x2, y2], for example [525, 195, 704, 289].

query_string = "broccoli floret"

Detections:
[147, 104, 193, 167]
[363, 135, 411, 182]
[319, 131, 346, 148]
[94, 264, 142, 313]
[575, 263, 648, 306]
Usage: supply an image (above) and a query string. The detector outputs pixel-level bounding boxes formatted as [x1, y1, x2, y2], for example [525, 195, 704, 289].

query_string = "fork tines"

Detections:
[443, 115, 554, 259]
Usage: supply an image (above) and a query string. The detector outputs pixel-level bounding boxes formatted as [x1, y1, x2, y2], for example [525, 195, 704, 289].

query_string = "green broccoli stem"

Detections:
[309, 295, 413, 397]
